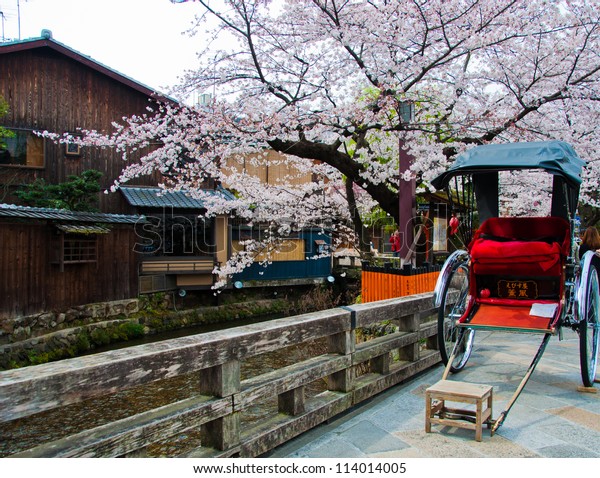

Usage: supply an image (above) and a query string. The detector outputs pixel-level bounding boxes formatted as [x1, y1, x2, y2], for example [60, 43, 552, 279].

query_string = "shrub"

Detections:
[90, 328, 111, 346]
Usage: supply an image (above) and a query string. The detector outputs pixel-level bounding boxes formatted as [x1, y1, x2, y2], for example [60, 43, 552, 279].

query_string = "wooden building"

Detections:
[119, 185, 233, 294]
[0, 31, 333, 320]
[0, 204, 140, 317]
[0, 31, 177, 318]
[0, 30, 170, 212]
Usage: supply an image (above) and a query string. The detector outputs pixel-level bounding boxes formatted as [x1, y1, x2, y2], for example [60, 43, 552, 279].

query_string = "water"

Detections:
[83, 312, 284, 355]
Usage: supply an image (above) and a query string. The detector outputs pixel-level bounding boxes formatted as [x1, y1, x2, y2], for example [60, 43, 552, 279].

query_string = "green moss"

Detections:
[75, 331, 91, 350]
[142, 316, 166, 329]
[138, 293, 170, 315]
[27, 351, 50, 366]
[110, 322, 144, 341]
[91, 328, 111, 346]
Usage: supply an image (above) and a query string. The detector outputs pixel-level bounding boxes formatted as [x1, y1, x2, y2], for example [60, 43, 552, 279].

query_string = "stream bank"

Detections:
[0, 279, 360, 370]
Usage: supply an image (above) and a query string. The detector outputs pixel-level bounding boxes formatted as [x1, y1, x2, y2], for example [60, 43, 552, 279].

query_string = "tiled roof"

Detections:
[0, 204, 142, 224]
[56, 224, 112, 234]
[120, 186, 235, 209]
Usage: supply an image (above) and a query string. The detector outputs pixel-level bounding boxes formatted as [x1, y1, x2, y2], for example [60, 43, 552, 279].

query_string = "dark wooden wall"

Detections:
[0, 46, 163, 214]
[0, 220, 138, 318]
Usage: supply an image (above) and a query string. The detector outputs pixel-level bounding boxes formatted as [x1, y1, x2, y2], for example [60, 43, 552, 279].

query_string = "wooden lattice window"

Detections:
[63, 237, 97, 263]
[53, 232, 99, 271]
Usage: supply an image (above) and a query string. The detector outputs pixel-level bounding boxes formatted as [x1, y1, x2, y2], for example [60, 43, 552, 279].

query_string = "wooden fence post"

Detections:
[326, 330, 355, 392]
[398, 313, 420, 362]
[199, 361, 240, 451]
[370, 353, 391, 374]
[278, 387, 305, 415]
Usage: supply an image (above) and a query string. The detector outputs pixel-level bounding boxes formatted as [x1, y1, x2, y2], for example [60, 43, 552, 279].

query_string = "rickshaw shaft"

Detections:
[491, 333, 552, 434]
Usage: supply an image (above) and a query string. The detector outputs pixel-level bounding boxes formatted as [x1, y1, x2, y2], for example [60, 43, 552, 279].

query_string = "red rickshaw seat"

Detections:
[461, 217, 569, 333]
[469, 217, 570, 277]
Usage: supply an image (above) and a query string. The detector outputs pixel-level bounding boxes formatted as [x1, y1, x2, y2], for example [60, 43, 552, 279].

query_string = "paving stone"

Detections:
[537, 421, 600, 455]
[547, 406, 600, 433]
[269, 331, 597, 459]
[338, 420, 410, 454]
[368, 447, 426, 458]
[373, 412, 424, 435]
[394, 430, 485, 458]
[571, 398, 600, 415]
[289, 437, 367, 458]
[499, 403, 561, 427]
[370, 396, 424, 433]
[409, 383, 431, 397]
[518, 378, 575, 397]
[497, 423, 565, 451]
[537, 444, 598, 458]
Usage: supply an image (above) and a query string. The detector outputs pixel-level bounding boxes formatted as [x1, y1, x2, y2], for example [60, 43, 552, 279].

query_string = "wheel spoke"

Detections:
[438, 261, 474, 372]
[579, 264, 600, 387]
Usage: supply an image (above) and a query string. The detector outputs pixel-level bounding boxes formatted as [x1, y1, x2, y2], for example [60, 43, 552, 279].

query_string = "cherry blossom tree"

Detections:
[65, 0, 600, 285]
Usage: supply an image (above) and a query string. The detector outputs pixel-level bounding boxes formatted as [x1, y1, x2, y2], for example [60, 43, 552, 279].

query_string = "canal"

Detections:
[0, 313, 330, 457]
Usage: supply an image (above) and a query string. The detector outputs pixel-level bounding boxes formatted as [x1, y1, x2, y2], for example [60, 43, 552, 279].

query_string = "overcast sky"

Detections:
[0, 0, 204, 95]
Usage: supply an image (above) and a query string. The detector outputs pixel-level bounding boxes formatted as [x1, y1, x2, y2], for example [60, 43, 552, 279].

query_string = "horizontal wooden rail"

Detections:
[0, 293, 441, 458]
[141, 257, 215, 274]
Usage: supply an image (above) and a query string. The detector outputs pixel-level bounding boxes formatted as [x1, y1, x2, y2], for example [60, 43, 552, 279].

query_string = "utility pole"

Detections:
[17, 0, 21, 40]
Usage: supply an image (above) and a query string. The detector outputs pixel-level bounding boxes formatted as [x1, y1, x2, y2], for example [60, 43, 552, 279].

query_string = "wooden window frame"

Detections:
[55, 234, 98, 272]
[65, 142, 81, 157]
[0, 127, 46, 168]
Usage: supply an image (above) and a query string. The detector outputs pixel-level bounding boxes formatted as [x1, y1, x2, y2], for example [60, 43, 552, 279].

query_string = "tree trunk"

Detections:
[267, 138, 400, 223]
[345, 177, 369, 253]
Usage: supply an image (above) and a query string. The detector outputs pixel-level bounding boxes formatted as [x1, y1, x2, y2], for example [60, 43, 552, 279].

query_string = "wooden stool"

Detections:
[425, 379, 493, 442]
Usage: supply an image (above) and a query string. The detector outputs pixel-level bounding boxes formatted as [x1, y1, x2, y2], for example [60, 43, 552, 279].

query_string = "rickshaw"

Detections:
[431, 140, 599, 432]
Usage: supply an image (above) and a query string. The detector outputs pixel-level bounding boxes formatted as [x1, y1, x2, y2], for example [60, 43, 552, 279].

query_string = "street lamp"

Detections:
[397, 101, 415, 266]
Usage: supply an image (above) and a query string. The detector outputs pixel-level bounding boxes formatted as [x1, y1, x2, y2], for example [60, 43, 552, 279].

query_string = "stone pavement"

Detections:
[268, 329, 600, 458]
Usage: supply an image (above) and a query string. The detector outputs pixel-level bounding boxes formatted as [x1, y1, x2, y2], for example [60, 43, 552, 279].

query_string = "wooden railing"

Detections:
[0, 293, 441, 458]
[140, 256, 215, 274]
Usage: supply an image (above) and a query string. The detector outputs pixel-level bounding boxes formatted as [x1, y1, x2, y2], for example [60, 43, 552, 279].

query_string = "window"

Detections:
[0, 128, 45, 167]
[52, 233, 98, 271]
[63, 237, 97, 263]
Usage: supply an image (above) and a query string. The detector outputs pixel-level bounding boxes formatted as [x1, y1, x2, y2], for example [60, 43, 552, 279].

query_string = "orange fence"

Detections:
[361, 264, 441, 303]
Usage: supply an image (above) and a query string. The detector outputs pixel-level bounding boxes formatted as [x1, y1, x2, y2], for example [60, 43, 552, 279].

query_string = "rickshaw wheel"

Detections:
[579, 266, 600, 387]
[437, 261, 474, 372]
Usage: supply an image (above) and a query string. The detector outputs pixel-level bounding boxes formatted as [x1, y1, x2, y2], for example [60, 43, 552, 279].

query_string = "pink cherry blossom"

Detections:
[59, 0, 600, 287]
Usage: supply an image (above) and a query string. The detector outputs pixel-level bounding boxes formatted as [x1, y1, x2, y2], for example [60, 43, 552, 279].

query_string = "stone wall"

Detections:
[0, 297, 288, 370]
[0, 319, 132, 369]
[0, 299, 139, 346]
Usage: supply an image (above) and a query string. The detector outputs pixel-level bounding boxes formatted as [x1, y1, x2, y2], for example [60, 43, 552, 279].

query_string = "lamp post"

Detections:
[397, 102, 415, 266]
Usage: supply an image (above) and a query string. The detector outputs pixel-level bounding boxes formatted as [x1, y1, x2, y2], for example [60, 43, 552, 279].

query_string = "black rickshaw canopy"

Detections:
[430, 140, 586, 222]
